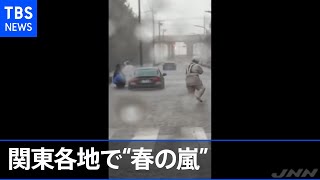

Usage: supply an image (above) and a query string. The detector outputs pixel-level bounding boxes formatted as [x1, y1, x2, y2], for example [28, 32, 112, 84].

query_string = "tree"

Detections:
[109, 0, 152, 71]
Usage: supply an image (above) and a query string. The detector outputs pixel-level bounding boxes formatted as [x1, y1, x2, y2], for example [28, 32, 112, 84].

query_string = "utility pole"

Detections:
[205, 10, 212, 34]
[203, 15, 206, 35]
[162, 29, 168, 59]
[162, 29, 166, 37]
[158, 21, 162, 41]
[151, 8, 155, 65]
[158, 21, 163, 61]
[204, 10, 212, 61]
[138, 0, 143, 67]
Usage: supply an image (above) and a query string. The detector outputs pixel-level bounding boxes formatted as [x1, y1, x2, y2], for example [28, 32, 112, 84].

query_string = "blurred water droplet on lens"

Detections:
[119, 105, 143, 124]
[113, 96, 148, 125]
[134, 25, 152, 42]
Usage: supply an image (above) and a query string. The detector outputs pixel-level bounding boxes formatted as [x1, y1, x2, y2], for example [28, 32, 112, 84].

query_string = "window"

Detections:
[135, 69, 158, 77]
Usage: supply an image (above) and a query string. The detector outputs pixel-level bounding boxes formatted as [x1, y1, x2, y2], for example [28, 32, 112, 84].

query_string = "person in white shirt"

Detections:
[122, 60, 135, 84]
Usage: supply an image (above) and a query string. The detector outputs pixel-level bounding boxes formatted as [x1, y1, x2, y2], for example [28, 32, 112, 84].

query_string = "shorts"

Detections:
[186, 84, 204, 94]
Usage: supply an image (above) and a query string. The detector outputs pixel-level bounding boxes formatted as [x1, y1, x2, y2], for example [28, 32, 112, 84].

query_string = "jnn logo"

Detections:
[271, 168, 318, 178]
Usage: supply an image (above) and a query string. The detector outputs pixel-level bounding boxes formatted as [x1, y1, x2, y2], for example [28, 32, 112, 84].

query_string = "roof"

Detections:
[135, 67, 159, 70]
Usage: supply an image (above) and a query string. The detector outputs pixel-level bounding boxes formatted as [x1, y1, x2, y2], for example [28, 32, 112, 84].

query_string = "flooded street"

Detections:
[109, 59, 211, 140]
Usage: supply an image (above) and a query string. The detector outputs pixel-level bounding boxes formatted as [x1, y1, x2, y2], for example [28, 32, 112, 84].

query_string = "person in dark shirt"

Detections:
[112, 64, 126, 88]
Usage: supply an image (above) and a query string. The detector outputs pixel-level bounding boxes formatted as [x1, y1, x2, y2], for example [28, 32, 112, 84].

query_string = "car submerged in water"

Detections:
[128, 67, 166, 90]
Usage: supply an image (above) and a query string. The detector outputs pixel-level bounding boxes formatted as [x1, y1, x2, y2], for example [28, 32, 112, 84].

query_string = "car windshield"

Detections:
[135, 69, 158, 77]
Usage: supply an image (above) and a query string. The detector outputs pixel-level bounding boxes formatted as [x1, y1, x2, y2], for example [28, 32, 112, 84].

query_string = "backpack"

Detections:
[186, 63, 196, 74]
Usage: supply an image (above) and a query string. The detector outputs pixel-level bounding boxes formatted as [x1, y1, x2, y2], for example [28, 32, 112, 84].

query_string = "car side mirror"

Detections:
[163, 73, 167, 76]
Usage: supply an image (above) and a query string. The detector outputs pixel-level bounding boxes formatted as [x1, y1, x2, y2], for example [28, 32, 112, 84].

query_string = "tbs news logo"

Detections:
[4, 6, 33, 31]
[0, 0, 37, 37]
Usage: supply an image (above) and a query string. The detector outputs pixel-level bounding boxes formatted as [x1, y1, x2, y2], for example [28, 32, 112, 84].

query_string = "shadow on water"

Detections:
[111, 85, 127, 90]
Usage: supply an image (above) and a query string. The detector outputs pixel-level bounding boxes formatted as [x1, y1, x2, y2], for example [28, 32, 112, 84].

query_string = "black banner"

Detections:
[1, 141, 320, 178]
[1, 0, 320, 178]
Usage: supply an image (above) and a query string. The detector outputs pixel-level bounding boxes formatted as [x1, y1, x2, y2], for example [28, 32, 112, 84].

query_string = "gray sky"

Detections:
[126, 0, 211, 35]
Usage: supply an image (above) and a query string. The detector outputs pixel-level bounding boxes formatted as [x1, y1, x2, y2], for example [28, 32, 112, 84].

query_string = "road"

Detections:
[109, 58, 211, 141]
[108, 59, 212, 178]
